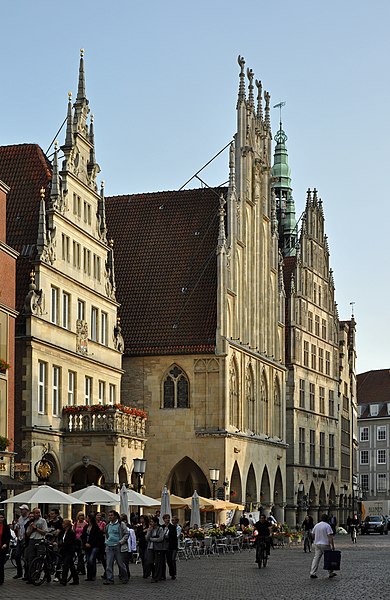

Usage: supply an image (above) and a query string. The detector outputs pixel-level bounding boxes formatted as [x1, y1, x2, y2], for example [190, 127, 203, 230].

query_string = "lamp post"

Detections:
[133, 458, 147, 493]
[209, 468, 220, 500]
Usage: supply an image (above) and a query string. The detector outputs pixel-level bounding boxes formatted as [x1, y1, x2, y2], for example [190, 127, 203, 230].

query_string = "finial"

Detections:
[68, 91, 72, 101]
[109, 239, 114, 247]
[54, 140, 58, 150]
[247, 68, 254, 109]
[350, 301, 355, 319]
[264, 90, 271, 128]
[80, 48, 84, 57]
[101, 180, 105, 190]
[40, 187, 45, 199]
[117, 316, 121, 326]
[237, 55, 246, 105]
[255, 79, 263, 119]
[30, 270, 35, 284]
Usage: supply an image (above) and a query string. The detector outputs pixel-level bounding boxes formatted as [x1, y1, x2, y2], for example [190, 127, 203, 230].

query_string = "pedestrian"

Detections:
[302, 515, 314, 552]
[73, 511, 87, 575]
[24, 507, 48, 583]
[329, 514, 337, 535]
[0, 514, 12, 585]
[81, 513, 103, 581]
[103, 510, 129, 585]
[162, 513, 178, 580]
[146, 515, 165, 582]
[309, 513, 336, 579]
[135, 515, 150, 578]
[58, 519, 79, 586]
[13, 504, 30, 579]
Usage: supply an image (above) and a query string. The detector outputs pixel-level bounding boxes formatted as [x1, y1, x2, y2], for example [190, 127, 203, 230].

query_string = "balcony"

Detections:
[62, 404, 147, 438]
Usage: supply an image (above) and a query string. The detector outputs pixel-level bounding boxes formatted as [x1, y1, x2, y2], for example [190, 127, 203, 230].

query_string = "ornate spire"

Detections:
[237, 55, 246, 106]
[50, 141, 61, 210]
[312, 188, 318, 206]
[87, 114, 100, 187]
[306, 188, 312, 206]
[98, 180, 107, 242]
[228, 141, 236, 191]
[76, 48, 87, 104]
[247, 68, 254, 110]
[255, 79, 263, 120]
[73, 49, 89, 136]
[264, 90, 271, 129]
[36, 187, 47, 257]
[63, 92, 74, 150]
[217, 195, 227, 250]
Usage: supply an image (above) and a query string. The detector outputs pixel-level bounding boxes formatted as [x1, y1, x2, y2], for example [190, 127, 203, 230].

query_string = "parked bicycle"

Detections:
[255, 537, 268, 568]
[29, 538, 72, 586]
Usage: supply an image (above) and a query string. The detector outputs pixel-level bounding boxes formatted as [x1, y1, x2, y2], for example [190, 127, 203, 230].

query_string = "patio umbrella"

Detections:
[190, 490, 201, 527]
[1, 484, 80, 505]
[212, 499, 245, 511]
[151, 494, 189, 509]
[120, 484, 129, 520]
[70, 484, 120, 504]
[160, 485, 171, 521]
[127, 489, 161, 508]
[184, 495, 218, 511]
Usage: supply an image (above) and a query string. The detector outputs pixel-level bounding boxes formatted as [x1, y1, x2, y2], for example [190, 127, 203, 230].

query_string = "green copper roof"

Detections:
[271, 127, 292, 190]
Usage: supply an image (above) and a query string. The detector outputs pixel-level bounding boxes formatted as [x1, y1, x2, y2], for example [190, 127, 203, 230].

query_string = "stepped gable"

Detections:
[105, 187, 226, 356]
[0, 144, 52, 314]
[358, 369, 390, 416]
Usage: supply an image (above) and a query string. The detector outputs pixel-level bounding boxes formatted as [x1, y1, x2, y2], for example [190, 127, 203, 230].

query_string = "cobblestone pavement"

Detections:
[3, 534, 390, 600]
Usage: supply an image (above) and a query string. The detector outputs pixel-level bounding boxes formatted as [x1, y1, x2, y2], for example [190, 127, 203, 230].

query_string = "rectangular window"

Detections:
[329, 390, 335, 417]
[299, 428, 305, 465]
[98, 381, 106, 404]
[303, 341, 309, 367]
[309, 430, 315, 466]
[311, 344, 317, 370]
[61, 234, 70, 262]
[85, 376, 92, 405]
[73, 241, 81, 269]
[322, 318, 327, 340]
[360, 450, 369, 465]
[51, 286, 59, 324]
[329, 433, 335, 468]
[360, 474, 369, 491]
[308, 311, 313, 333]
[38, 361, 47, 414]
[299, 379, 305, 408]
[101, 312, 108, 346]
[52, 366, 60, 416]
[325, 351, 330, 375]
[68, 371, 75, 406]
[93, 255, 101, 281]
[91, 307, 98, 342]
[377, 449, 386, 464]
[62, 292, 70, 329]
[319, 386, 325, 414]
[109, 384, 116, 404]
[360, 426, 369, 442]
[83, 201, 88, 222]
[77, 299, 85, 321]
[377, 473, 387, 492]
[83, 248, 91, 275]
[319, 432, 325, 467]
[315, 315, 320, 336]
[318, 348, 324, 373]
[378, 425, 386, 441]
[309, 383, 315, 411]
[73, 194, 81, 217]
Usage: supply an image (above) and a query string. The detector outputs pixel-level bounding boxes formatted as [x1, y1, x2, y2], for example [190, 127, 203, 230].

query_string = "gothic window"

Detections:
[260, 373, 269, 435]
[229, 358, 239, 428]
[273, 379, 282, 439]
[246, 365, 255, 433]
[163, 366, 189, 409]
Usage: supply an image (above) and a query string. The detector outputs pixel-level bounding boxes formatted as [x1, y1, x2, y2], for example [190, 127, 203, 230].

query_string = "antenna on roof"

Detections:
[273, 101, 286, 128]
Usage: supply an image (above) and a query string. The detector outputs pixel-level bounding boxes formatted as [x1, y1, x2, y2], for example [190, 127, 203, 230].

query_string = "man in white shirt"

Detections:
[309, 514, 336, 579]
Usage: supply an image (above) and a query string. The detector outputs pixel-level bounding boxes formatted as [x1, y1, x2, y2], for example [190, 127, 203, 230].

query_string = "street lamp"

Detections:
[209, 468, 220, 500]
[133, 458, 147, 494]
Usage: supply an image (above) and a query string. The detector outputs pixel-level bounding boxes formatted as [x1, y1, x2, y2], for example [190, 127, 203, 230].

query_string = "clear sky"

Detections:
[1, 0, 388, 374]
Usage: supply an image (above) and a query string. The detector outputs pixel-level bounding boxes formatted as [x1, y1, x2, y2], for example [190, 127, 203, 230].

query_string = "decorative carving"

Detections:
[24, 270, 44, 316]
[76, 319, 88, 354]
[113, 317, 125, 353]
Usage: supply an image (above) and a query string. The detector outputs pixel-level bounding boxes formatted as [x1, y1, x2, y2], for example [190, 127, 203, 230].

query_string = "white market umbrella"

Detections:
[160, 485, 171, 522]
[120, 484, 129, 519]
[151, 494, 189, 509]
[190, 490, 201, 528]
[127, 489, 160, 508]
[1, 484, 80, 505]
[70, 484, 120, 504]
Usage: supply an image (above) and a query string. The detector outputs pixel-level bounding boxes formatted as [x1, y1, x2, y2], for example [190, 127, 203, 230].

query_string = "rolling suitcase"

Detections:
[323, 550, 341, 571]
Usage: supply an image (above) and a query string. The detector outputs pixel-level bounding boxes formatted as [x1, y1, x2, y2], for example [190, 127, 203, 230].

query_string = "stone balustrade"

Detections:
[62, 408, 147, 438]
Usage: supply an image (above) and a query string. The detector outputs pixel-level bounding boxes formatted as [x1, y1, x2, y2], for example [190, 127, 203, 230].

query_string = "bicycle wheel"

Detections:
[10, 547, 18, 568]
[262, 548, 268, 568]
[256, 544, 262, 568]
[29, 556, 47, 586]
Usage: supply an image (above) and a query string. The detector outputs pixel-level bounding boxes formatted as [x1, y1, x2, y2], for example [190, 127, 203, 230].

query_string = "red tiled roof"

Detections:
[105, 188, 226, 356]
[357, 369, 390, 409]
[0, 144, 52, 315]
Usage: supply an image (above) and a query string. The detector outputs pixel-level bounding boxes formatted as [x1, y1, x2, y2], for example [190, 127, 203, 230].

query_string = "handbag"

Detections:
[323, 549, 341, 571]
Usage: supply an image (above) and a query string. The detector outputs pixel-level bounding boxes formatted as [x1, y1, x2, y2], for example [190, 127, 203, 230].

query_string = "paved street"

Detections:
[3, 534, 389, 600]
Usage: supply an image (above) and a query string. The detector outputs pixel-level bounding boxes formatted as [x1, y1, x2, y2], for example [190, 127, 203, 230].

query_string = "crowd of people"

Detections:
[0, 505, 181, 586]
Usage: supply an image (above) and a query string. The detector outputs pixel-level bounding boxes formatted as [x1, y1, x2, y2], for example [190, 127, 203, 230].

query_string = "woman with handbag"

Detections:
[145, 516, 165, 582]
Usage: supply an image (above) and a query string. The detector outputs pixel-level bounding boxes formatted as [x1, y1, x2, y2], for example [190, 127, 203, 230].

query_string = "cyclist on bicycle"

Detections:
[302, 515, 314, 553]
[254, 514, 272, 563]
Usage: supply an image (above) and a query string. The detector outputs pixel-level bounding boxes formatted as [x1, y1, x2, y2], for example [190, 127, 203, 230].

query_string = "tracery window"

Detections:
[163, 366, 189, 408]
[246, 365, 255, 433]
[229, 358, 239, 428]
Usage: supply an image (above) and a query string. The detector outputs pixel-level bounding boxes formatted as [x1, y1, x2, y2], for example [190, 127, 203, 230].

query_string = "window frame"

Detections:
[360, 450, 369, 465]
[360, 426, 369, 442]
[52, 365, 60, 416]
[38, 361, 47, 414]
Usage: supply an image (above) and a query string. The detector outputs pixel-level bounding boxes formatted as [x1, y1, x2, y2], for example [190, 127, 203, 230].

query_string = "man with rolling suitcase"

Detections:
[309, 514, 338, 579]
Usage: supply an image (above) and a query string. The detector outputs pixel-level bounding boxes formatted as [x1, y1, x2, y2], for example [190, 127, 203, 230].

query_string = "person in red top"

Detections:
[73, 511, 87, 575]
[0, 514, 12, 585]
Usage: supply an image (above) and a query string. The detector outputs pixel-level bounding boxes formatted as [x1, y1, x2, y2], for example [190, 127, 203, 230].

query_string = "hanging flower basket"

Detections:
[0, 358, 10, 374]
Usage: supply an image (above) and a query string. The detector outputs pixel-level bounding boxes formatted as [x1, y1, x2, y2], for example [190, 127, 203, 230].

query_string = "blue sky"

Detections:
[1, 0, 388, 374]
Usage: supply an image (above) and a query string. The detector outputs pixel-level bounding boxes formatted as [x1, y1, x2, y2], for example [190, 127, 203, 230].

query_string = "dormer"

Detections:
[357, 405, 364, 417]
[370, 404, 379, 417]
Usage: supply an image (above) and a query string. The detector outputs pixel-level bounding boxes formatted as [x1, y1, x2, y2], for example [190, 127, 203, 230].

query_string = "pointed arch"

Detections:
[273, 467, 284, 522]
[229, 356, 240, 428]
[273, 376, 282, 439]
[162, 364, 189, 409]
[245, 463, 257, 506]
[260, 466, 271, 505]
[319, 482, 326, 508]
[166, 456, 210, 498]
[308, 482, 317, 506]
[260, 370, 269, 435]
[328, 483, 336, 510]
[230, 461, 242, 504]
[246, 362, 256, 432]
